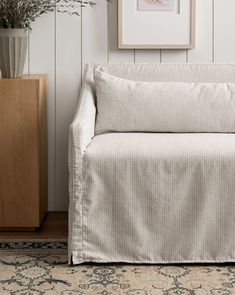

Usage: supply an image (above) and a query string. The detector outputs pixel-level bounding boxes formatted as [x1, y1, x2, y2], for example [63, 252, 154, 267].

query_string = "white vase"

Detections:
[0, 29, 28, 78]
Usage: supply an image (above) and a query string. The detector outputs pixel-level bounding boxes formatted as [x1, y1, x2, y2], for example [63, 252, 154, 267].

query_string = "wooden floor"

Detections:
[0, 212, 68, 240]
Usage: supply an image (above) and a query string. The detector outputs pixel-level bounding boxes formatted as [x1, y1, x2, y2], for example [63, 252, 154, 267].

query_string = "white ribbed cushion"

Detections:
[95, 70, 235, 134]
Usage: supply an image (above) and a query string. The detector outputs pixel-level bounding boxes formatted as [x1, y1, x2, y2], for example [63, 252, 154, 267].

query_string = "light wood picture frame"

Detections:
[118, 0, 196, 49]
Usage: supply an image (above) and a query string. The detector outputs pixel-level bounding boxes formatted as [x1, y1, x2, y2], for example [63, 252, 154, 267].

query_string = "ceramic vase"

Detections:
[0, 29, 28, 78]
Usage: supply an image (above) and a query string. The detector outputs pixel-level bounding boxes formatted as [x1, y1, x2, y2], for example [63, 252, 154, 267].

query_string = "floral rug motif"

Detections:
[0, 242, 235, 294]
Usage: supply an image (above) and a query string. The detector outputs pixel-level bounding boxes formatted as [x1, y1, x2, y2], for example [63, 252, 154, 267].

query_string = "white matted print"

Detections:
[138, 0, 176, 11]
[118, 0, 195, 49]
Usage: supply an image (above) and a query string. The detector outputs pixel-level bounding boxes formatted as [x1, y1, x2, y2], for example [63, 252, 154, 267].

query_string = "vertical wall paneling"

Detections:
[55, 11, 82, 211]
[82, 1, 109, 66]
[108, 0, 134, 63]
[214, 0, 235, 62]
[161, 50, 187, 63]
[29, 13, 56, 211]
[188, 0, 213, 63]
[135, 50, 161, 63]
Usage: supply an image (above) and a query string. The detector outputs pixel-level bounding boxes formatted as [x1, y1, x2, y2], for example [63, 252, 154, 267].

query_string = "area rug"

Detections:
[0, 242, 235, 294]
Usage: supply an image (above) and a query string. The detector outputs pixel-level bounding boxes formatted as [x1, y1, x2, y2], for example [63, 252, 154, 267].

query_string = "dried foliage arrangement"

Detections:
[0, 0, 110, 30]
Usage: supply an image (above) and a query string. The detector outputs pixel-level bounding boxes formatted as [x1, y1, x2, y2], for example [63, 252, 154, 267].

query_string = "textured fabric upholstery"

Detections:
[69, 64, 235, 265]
[95, 63, 235, 83]
[68, 65, 96, 262]
[95, 70, 235, 134]
[80, 133, 235, 263]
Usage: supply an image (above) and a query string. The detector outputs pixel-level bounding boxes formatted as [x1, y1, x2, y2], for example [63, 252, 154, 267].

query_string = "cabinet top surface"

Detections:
[0, 75, 48, 81]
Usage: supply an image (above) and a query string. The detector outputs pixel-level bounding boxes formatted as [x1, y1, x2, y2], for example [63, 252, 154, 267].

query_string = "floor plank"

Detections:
[0, 212, 68, 240]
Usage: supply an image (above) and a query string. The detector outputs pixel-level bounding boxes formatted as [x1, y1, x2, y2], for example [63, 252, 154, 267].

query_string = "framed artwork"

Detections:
[118, 0, 195, 49]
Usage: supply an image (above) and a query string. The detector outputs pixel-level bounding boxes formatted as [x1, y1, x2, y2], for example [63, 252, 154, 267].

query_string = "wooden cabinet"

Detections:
[0, 75, 48, 229]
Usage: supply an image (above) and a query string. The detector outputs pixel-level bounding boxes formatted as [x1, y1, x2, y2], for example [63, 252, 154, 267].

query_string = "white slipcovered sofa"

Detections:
[69, 64, 235, 265]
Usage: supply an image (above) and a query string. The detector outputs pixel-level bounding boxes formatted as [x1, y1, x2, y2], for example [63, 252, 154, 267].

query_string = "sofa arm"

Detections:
[68, 69, 96, 262]
[70, 81, 96, 155]
[68, 69, 96, 202]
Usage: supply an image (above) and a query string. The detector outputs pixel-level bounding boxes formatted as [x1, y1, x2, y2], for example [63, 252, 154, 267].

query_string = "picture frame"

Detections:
[118, 0, 196, 49]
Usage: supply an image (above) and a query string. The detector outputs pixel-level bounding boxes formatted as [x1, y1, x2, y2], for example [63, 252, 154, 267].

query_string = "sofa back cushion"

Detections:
[94, 64, 235, 83]
[85, 64, 235, 94]
[95, 70, 235, 134]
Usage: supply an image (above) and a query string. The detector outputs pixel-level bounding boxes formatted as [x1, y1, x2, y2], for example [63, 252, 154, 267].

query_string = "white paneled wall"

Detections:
[30, 13, 56, 210]
[55, 11, 82, 210]
[25, 0, 235, 211]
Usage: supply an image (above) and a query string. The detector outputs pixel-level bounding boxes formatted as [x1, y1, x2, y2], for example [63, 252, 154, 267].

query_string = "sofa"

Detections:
[69, 63, 235, 265]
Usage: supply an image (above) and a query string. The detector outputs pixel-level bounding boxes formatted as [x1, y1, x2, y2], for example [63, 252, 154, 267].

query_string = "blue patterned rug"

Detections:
[0, 242, 235, 294]
[0, 241, 67, 251]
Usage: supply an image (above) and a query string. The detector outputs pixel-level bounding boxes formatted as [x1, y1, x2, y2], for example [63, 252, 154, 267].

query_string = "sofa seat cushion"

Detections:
[81, 133, 235, 262]
[86, 132, 235, 163]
